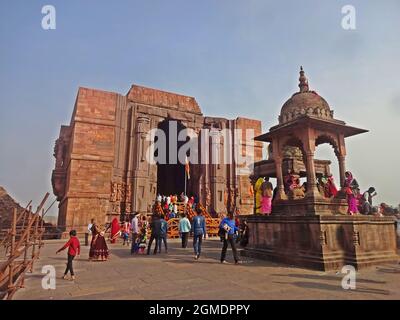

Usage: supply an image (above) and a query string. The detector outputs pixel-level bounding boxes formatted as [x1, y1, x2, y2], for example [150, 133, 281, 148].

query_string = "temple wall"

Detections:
[235, 118, 263, 214]
[56, 87, 118, 231]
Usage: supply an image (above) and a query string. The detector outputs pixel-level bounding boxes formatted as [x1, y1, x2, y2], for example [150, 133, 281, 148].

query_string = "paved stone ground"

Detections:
[13, 238, 400, 300]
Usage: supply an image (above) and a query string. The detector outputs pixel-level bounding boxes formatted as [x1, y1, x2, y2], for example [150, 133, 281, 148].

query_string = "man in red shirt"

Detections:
[56, 230, 80, 280]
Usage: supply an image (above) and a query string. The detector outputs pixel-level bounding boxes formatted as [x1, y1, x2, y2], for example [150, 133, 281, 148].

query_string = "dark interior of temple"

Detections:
[156, 119, 188, 196]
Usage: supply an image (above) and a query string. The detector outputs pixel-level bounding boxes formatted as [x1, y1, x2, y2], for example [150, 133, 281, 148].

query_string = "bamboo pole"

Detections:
[1, 193, 49, 299]
[23, 215, 33, 265]
[30, 211, 40, 272]
[15, 200, 32, 225]
[14, 193, 49, 250]
[8, 208, 17, 291]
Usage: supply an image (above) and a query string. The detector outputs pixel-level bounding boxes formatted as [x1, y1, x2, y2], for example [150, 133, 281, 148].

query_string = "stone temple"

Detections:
[52, 85, 262, 232]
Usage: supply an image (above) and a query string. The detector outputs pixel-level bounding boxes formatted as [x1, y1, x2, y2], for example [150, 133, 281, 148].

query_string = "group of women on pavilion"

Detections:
[253, 170, 378, 216]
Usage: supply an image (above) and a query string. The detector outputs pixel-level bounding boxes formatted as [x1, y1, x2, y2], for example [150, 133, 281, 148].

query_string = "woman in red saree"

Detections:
[89, 223, 109, 261]
[110, 218, 120, 244]
[325, 174, 338, 197]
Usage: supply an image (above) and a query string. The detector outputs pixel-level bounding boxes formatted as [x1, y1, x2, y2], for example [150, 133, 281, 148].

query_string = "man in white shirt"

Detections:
[361, 187, 377, 215]
[130, 213, 140, 254]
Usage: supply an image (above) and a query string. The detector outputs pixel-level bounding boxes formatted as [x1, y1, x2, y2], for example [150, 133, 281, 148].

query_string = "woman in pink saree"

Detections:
[260, 179, 273, 215]
[344, 171, 359, 215]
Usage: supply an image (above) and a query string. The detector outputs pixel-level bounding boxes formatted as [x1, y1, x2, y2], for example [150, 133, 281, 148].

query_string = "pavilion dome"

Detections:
[279, 67, 334, 124]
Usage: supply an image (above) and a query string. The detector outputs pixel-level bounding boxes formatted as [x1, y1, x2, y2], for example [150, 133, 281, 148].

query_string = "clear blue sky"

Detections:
[1, 0, 399, 216]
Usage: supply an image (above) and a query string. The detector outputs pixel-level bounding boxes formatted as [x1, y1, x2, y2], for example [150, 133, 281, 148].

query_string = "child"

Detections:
[137, 216, 148, 254]
[122, 218, 131, 246]
[56, 230, 81, 280]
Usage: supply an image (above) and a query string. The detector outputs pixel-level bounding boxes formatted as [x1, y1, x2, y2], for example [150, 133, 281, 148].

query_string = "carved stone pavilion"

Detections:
[243, 67, 399, 270]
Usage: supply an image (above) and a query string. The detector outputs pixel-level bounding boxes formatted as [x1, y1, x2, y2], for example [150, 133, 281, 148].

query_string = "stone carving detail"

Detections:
[54, 137, 66, 168]
[125, 184, 132, 213]
[352, 231, 360, 246]
[319, 230, 327, 246]
[52, 137, 68, 200]
[205, 187, 211, 208]
[279, 68, 334, 124]
[110, 183, 118, 202]
[110, 182, 132, 214]
[111, 202, 121, 215]
[283, 146, 303, 160]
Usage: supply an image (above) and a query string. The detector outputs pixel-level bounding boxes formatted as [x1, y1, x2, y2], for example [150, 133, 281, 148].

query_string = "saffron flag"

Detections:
[185, 156, 190, 180]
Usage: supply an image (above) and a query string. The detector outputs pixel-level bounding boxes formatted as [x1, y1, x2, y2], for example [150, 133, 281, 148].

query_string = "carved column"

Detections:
[272, 139, 286, 200]
[131, 115, 151, 213]
[209, 128, 225, 214]
[302, 128, 321, 199]
[337, 134, 347, 188]
[338, 155, 347, 188]
[305, 150, 321, 198]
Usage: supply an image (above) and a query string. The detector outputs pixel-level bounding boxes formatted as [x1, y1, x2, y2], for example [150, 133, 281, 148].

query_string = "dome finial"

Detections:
[299, 66, 309, 92]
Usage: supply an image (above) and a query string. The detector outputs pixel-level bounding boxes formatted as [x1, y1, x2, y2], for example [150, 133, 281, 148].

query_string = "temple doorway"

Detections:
[156, 119, 189, 196]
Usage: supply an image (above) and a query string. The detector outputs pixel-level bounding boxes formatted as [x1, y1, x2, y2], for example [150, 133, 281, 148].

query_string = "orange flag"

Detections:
[185, 156, 190, 180]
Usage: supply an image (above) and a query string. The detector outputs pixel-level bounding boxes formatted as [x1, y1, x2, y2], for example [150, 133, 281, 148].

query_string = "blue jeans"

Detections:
[158, 235, 168, 253]
[193, 234, 203, 256]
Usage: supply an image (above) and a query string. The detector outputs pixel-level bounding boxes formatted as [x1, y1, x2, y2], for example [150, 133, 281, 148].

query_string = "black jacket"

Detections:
[150, 219, 162, 236]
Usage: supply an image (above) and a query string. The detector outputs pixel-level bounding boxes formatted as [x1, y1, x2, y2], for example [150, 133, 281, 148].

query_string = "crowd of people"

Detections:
[343, 171, 380, 216]
[255, 169, 392, 217]
[55, 173, 397, 281]
[154, 192, 198, 220]
[56, 199, 249, 280]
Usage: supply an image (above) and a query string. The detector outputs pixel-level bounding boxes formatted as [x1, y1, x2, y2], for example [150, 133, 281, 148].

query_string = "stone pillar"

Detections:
[209, 128, 226, 214]
[274, 156, 287, 200]
[337, 133, 347, 189]
[305, 151, 321, 198]
[131, 115, 151, 213]
[338, 155, 346, 188]
[272, 139, 286, 201]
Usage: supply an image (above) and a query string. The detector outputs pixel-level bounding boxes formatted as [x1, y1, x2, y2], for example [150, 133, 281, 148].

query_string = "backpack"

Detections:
[218, 221, 230, 240]
[218, 227, 226, 239]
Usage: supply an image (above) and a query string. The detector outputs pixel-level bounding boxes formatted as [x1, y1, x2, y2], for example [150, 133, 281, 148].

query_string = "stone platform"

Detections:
[242, 215, 399, 271]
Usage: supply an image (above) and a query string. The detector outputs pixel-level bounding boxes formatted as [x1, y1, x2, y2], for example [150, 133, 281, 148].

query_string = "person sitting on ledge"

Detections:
[288, 175, 305, 200]
[360, 187, 377, 215]
[326, 174, 338, 197]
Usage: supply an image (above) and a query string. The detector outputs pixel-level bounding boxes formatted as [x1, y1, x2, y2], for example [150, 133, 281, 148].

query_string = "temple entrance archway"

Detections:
[156, 119, 190, 196]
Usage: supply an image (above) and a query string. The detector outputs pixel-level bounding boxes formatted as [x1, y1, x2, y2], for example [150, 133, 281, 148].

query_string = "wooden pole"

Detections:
[15, 200, 32, 225]
[10, 209, 17, 257]
[38, 212, 45, 260]
[8, 208, 17, 291]
[23, 215, 33, 264]
[30, 211, 40, 271]
[14, 193, 49, 250]
[42, 198, 57, 219]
